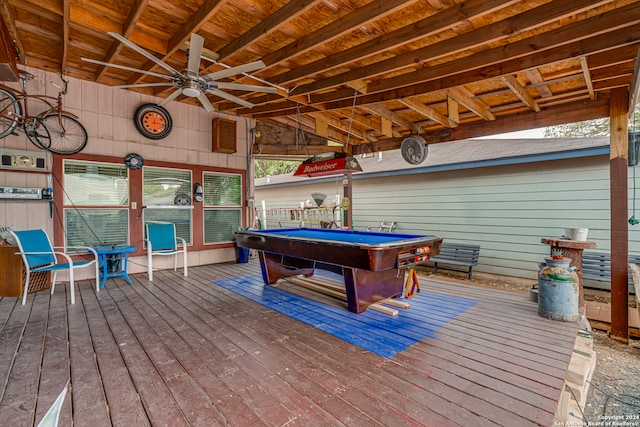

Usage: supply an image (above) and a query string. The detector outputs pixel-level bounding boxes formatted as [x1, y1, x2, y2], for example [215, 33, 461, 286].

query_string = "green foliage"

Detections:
[543, 118, 610, 138]
[543, 105, 640, 138]
[254, 159, 299, 178]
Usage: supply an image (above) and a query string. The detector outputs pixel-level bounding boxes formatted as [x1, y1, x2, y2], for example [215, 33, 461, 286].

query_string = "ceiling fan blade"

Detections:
[187, 33, 204, 75]
[206, 60, 266, 81]
[215, 82, 277, 93]
[81, 57, 172, 79]
[108, 32, 183, 77]
[113, 82, 175, 89]
[206, 89, 255, 108]
[158, 88, 184, 107]
[197, 92, 216, 112]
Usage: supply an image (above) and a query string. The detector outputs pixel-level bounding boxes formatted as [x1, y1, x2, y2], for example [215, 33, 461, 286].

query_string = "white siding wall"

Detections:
[256, 155, 640, 282]
[256, 179, 345, 229]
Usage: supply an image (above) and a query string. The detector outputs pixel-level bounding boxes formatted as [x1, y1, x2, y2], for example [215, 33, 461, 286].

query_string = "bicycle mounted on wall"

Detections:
[0, 70, 88, 155]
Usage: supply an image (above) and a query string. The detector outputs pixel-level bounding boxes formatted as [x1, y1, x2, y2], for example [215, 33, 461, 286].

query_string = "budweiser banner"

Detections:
[293, 155, 363, 177]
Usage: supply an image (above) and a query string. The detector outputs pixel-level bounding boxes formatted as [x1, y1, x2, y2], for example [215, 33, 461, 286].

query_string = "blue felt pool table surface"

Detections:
[253, 228, 431, 246]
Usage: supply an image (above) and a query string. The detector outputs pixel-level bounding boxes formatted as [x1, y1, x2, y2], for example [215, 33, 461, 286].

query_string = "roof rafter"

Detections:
[500, 75, 541, 112]
[398, 98, 458, 128]
[270, 0, 514, 86]
[95, 0, 150, 81]
[288, 0, 613, 97]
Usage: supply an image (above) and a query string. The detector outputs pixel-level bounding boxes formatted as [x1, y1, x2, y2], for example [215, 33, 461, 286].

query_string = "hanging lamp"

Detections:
[293, 152, 362, 177]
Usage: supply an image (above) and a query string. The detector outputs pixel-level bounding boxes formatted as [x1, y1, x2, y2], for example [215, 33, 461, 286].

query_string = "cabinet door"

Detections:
[0, 246, 51, 297]
[0, 246, 24, 297]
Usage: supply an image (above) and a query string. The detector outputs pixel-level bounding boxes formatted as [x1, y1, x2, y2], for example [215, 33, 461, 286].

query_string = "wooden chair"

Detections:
[146, 222, 188, 281]
[10, 229, 99, 305]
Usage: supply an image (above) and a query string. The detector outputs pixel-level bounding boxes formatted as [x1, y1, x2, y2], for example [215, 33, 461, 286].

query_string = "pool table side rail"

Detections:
[236, 230, 442, 271]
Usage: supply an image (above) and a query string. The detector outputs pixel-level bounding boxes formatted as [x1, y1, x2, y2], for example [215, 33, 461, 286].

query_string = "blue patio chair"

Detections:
[10, 229, 99, 305]
[145, 222, 188, 281]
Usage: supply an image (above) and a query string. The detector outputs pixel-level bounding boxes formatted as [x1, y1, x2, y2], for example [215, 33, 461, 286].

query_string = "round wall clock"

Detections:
[124, 153, 144, 170]
[134, 103, 173, 140]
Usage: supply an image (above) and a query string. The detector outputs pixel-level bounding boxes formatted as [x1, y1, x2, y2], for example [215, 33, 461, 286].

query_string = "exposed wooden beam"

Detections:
[500, 75, 541, 112]
[308, 112, 372, 141]
[334, 109, 381, 133]
[362, 104, 422, 134]
[398, 98, 457, 127]
[291, 26, 640, 117]
[446, 87, 495, 121]
[0, 0, 24, 64]
[260, 0, 414, 68]
[315, 117, 329, 137]
[14, 21, 60, 42]
[128, 0, 225, 85]
[289, 0, 614, 96]
[61, 0, 70, 74]
[580, 57, 596, 100]
[253, 143, 341, 156]
[350, 95, 611, 154]
[244, 13, 640, 119]
[270, 0, 513, 86]
[366, 6, 640, 96]
[381, 117, 393, 137]
[609, 87, 629, 343]
[95, 0, 150, 81]
[447, 96, 459, 124]
[216, 0, 320, 61]
[285, 114, 352, 145]
[523, 69, 553, 98]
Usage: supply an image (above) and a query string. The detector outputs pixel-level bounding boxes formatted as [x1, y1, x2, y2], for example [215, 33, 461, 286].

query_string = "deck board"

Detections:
[0, 260, 580, 426]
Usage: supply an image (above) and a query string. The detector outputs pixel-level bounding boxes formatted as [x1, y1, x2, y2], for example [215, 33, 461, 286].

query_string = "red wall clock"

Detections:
[134, 103, 173, 140]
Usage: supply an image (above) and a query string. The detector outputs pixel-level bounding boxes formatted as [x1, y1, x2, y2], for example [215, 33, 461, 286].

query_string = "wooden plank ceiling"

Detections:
[2, 0, 640, 157]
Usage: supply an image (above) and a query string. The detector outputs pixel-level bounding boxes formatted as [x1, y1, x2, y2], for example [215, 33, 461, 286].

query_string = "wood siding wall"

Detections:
[256, 155, 640, 284]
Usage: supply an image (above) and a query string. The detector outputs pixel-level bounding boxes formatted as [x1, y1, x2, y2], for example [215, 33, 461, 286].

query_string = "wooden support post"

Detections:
[609, 87, 630, 343]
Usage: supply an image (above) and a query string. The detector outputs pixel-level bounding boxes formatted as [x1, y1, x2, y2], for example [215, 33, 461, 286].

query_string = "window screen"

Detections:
[204, 209, 242, 244]
[63, 160, 128, 206]
[143, 167, 192, 206]
[203, 173, 241, 207]
[65, 208, 129, 248]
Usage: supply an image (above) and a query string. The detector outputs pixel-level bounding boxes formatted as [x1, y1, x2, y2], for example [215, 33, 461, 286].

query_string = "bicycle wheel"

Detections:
[25, 117, 52, 150]
[0, 88, 22, 138]
[39, 113, 88, 154]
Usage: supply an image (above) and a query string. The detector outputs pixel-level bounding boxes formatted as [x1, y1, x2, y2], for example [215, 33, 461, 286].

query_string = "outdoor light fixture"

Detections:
[293, 152, 363, 177]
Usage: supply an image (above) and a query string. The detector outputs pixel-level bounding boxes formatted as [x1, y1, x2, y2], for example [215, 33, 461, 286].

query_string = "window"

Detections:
[143, 166, 192, 206]
[203, 172, 242, 244]
[63, 160, 129, 248]
[143, 166, 192, 244]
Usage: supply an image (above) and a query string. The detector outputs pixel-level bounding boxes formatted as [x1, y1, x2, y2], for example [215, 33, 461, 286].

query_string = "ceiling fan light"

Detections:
[182, 87, 200, 97]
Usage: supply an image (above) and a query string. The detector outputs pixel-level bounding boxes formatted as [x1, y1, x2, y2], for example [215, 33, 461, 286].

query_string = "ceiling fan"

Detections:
[82, 32, 277, 112]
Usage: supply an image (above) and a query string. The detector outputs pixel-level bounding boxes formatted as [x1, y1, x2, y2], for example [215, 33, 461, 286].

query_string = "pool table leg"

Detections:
[258, 252, 315, 284]
[343, 268, 404, 313]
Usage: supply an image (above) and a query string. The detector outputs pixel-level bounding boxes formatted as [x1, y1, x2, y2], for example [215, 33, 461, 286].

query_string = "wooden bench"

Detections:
[582, 250, 640, 292]
[423, 242, 481, 280]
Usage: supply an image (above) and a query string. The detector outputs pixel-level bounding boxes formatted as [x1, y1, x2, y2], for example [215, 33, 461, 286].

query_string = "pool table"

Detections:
[235, 228, 442, 313]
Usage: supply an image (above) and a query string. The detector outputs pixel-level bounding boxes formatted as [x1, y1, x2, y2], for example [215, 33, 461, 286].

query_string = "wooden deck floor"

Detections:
[0, 260, 579, 426]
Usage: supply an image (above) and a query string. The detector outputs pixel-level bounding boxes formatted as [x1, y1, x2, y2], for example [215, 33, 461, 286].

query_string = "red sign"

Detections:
[293, 157, 362, 177]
